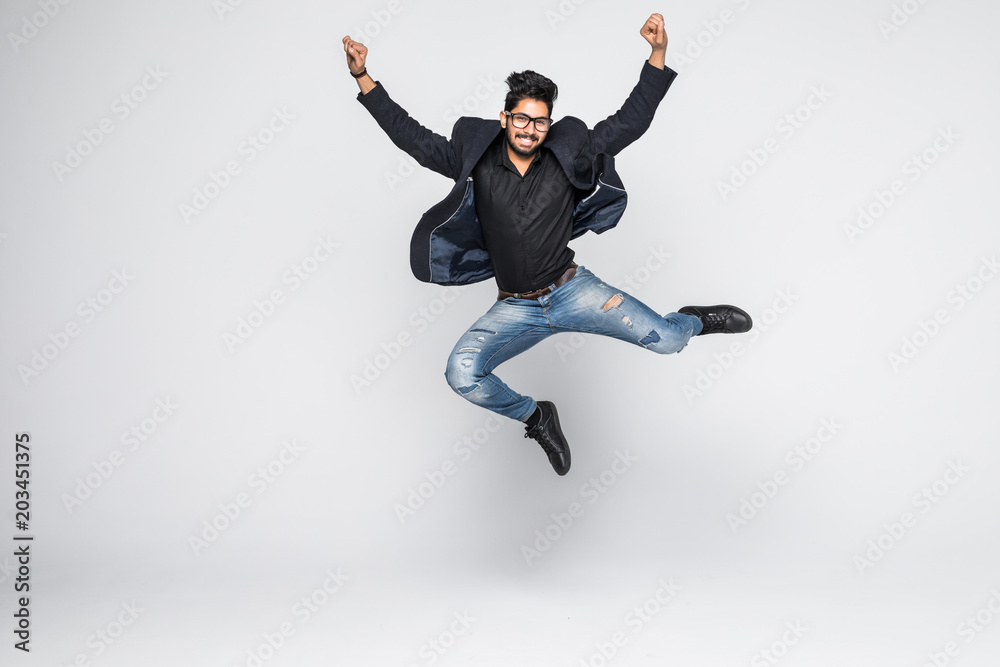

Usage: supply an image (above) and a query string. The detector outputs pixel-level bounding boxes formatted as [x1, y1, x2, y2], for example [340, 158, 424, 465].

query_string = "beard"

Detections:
[505, 125, 542, 157]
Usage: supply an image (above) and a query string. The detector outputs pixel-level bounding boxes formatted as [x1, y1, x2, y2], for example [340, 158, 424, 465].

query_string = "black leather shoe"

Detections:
[679, 304, 753, 335]
[524, 401, 571, 476]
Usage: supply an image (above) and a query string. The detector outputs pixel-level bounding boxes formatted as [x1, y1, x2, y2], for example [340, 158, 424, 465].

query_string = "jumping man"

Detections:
[343, 13, 751, 476]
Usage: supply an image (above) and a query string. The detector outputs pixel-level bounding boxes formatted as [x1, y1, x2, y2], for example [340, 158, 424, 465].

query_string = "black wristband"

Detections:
[350, 67, 367, 79]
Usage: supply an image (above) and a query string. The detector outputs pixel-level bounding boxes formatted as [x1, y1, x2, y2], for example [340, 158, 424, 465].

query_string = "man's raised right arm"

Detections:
[342, 36, 460, 181]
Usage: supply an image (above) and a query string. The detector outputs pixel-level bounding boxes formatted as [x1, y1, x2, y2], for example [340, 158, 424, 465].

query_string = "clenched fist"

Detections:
[641, 13, 668, 51]
[342, 36, 367, 75]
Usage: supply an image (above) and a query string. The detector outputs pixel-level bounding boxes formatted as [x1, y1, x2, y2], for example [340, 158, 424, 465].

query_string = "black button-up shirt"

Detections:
[472, 135, 581, 293]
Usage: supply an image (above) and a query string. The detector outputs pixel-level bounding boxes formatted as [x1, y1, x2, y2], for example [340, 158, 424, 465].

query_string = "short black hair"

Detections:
[504, 70, 558, 117]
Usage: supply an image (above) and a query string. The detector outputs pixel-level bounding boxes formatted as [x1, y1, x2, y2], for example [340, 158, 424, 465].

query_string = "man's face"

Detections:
[499, 98, 550, 158]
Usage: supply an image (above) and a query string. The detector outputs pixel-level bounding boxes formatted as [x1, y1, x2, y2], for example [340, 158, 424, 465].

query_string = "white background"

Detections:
[2, 0, 999, 665]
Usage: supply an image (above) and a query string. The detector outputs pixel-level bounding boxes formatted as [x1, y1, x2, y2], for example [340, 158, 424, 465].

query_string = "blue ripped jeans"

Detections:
[444, 265, 703, 421]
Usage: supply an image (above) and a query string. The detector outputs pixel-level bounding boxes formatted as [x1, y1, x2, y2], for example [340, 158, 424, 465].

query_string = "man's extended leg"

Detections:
[542, 265, 750, 353]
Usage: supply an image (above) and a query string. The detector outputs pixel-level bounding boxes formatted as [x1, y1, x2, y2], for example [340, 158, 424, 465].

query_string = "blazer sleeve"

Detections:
[585, 60, 677, 158]
[356, 81, 461, 181]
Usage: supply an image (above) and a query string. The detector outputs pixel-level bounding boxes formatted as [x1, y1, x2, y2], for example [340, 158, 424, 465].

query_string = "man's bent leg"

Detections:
[444, 298, 553, 421]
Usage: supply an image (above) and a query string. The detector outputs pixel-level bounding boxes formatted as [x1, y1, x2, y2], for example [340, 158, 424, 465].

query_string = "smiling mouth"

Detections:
[517, 136, 535, 146]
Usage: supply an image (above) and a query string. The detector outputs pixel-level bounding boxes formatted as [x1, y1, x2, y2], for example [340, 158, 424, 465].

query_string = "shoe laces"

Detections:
[700, 309, 729, 333]
[524, 424, 558, 455]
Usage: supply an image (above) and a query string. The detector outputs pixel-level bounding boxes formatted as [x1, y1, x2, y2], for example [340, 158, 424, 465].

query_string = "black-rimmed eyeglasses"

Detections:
[505, 111, 551, 132]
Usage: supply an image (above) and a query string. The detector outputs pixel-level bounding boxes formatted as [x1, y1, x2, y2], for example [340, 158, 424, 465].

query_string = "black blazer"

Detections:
[356, 59, 677, 285]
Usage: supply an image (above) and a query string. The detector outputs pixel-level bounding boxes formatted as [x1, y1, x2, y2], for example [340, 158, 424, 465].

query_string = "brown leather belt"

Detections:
[497, 262, 578, 301]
